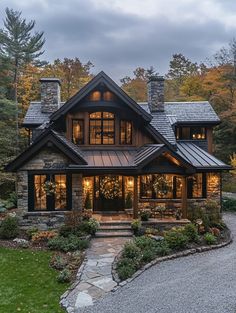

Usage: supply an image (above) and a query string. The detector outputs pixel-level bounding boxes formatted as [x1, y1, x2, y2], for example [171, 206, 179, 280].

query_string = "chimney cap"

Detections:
[39, 77, 61, 86]
[148, 75, 164, 82]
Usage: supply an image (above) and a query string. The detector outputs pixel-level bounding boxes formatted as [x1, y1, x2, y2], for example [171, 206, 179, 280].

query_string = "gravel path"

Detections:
[81, 213, 236, 313]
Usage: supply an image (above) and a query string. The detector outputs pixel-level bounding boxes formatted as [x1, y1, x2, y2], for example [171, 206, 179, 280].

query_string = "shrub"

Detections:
[140, 211, 150, 221]
[59, 225, 86, 238]
[141, 248, 156, 263]
[47, 235, 89, 252]
[164, 229, 189, 250]
[50, 253, 68, 270]
[134, 236, 157, 250]
[222, 198, 236, 211]
[26, 227, 38, 240]
[122, 242, 141, 259]
[31, 230, 57, 244]
[155, 241, 171, 256]
[5, 192, 17, 209]
[0, 216, 19, 239]
[116, 258, 136, 280]
[57, 268, 71, 283]
[204, 232, 217, 245]
[78, 218, 99, 235]
[183, 223, 199, 242]
[131, 219, 141, 235]
[145, 227, 159, 236]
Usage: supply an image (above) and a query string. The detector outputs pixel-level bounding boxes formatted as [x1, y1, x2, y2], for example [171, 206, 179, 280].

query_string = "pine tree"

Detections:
[0, 8, 45, 153]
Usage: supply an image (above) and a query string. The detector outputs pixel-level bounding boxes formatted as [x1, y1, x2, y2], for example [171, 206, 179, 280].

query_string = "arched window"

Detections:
[89, 112, 115, 144]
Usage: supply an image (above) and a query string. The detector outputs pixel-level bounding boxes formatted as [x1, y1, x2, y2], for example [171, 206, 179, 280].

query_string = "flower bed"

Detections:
[114, 222, 231, 282]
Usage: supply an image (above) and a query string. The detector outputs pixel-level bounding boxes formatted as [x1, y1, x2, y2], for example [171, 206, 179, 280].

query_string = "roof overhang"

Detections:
[5, 130, 87, 172]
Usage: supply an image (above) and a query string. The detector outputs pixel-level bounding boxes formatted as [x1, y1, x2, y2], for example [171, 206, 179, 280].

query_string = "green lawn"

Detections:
[0, 247, 69, 313]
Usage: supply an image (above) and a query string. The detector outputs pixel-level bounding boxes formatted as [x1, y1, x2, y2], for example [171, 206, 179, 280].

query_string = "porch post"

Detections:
[133, 175, 138, 219]
[181, 176, 188, 219]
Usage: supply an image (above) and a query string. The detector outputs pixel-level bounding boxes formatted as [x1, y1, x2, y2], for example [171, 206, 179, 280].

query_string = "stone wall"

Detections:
[147, 76, 165, 112]
[72, 174, 83, 211]
[40, 78, 61, 113]
[16, 147, 83, 229]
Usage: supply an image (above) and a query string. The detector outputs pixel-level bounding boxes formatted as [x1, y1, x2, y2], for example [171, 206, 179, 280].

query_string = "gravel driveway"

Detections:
[80, 213, 236, 313]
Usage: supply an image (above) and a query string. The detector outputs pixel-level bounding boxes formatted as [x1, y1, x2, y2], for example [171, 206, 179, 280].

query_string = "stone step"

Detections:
[99, 221, 131, 226]
[98, 225, 132, 232]
[95, 231, 133, 238]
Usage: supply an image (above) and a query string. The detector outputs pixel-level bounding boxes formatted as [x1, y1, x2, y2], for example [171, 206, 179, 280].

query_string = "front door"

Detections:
[94, 175, 124, 211]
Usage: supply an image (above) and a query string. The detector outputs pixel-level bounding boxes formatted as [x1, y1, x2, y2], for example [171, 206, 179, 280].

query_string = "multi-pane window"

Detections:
[55, 174, 67, 210]
[140, 174, 181, 199]
[89, 112, 115, 144]
[31, 174, 69, 211]
[72, 119, 84, 144]
[176, 127, 206, 140]
[187, 173, 206, 198]
[120, 120, 132, 144]
[34, 175, 47, 210]
[140, 173, 206, 199]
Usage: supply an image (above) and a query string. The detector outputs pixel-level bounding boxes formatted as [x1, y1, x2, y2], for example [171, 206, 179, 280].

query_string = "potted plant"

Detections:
[140, 210, 150, 221]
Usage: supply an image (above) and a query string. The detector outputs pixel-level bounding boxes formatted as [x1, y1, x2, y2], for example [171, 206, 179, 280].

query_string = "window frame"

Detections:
[72, 119, 84, 145]
[176, 126, 207, 140]
[89, 111, 115, 145]
[120, 120, 132, 145]
[28, 173, 72, 212]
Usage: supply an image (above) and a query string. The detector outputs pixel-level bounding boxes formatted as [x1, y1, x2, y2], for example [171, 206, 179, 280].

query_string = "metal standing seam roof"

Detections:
[80, 150, 135, 167]
[133, 144, 164, 166]
[176, 142, 230, 169]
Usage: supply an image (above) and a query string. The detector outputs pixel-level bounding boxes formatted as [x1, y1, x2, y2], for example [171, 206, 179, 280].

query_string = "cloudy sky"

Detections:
[0, 0, 236, 82]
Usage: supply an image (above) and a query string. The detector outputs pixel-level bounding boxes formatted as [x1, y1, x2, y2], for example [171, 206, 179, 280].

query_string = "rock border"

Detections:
[111, 234, 233, 291]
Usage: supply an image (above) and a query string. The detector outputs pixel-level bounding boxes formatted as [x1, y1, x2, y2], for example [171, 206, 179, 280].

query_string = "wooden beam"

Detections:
[133, 175, 138, 219]
[181, 176, 188, 218]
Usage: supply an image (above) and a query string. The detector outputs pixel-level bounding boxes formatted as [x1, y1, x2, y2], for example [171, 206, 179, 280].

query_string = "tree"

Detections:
[120, 66, 157, 102]
[0, 8, 45, 153]
[166, 54, 199, 100]
[0, 98, 16, 198]
[41, 58, 94, 101]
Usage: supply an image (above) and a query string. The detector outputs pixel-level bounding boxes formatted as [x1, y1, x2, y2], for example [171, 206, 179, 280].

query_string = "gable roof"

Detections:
[164, 101, 220, 125]
[138, 101, 220, 125]
[50, 71, 152, 122]
[5, 129, 87, 172]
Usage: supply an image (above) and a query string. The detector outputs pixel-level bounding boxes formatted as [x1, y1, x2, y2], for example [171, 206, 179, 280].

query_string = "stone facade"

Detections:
[147, 76, 165, 112]
[72, 174, 83, 211]
[40, 78, 61, 113]
[16, 147, 83, 230]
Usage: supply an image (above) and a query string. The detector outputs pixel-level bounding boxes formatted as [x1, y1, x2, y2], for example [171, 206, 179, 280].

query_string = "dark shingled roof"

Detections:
[52, 131, 86, 162]
[176, 142, 230, 170]
[164, 101, 220, 124]
[150, 112, 176, 146]
[23, 102, 65, 126]
[138, 101, 220, 125]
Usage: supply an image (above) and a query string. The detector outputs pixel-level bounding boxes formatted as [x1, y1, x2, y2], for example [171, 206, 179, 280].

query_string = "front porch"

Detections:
[82, 174, 206, 222]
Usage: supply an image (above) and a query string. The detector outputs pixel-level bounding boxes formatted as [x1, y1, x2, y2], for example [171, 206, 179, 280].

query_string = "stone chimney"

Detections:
[40, 78, 61, 113]
[147, 76, 165, 112]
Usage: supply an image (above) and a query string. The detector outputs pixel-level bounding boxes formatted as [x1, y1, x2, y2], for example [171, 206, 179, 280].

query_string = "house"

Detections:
[6, 71, 230, 229]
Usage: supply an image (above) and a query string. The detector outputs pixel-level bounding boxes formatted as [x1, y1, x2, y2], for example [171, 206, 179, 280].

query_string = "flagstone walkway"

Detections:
[60, 237, 129, 313]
